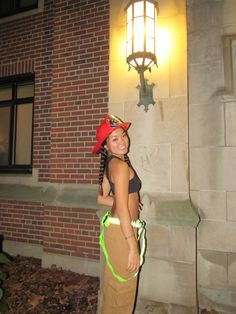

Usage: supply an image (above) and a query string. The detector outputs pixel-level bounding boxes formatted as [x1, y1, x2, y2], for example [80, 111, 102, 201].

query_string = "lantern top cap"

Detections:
[125, 0, 159, 11]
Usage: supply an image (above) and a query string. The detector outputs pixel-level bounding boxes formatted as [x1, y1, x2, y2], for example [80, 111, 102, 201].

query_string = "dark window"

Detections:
[0, 74, 34, 174]
[0, 0, 38, 18]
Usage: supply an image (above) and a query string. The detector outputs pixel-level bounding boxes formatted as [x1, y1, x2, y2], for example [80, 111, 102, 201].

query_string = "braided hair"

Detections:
[98, 146, 108, 186]
[98, 144, 131, 195]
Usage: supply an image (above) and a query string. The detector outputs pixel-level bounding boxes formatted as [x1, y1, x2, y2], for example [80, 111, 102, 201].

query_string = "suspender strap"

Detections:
[99, 211, 146, 282]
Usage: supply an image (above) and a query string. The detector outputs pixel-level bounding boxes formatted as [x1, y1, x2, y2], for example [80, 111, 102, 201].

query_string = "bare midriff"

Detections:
[111, 192, 140, 221]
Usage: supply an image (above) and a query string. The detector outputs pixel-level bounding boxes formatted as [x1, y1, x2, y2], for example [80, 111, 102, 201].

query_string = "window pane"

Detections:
[0, 85, 12, 101]
[0, 0, 14, 15]
[17, 82, 34, 98]
[19, 0, 37, 9]
[15, 104, 33, 165]
[0, 107, 10, 166]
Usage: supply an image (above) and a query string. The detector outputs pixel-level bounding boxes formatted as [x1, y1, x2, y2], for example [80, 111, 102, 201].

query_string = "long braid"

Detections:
[124, 153, 131, 167]
[98, 146, 108, 188]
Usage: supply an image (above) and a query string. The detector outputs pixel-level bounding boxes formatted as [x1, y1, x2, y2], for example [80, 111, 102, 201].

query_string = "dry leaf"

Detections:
[28, 294, 44, 308]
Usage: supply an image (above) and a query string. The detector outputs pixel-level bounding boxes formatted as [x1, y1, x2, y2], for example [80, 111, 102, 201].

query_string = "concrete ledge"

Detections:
[2, 240, 100, 277]
[0, 183, 199, 226]
[3, 240, 43, 259]
[199, 287, 236, 313]
[135, 299, 197, 314]
[141, 193, 200, 227]
[42, 252, 100, 277]
[0, 183, 102, 210]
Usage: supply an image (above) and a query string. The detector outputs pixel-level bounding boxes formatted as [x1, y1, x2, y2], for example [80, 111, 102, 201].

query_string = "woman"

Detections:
[92, 114, 146, 314]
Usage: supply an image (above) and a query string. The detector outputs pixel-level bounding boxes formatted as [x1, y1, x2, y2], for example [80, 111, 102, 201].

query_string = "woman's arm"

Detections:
[111, 160, 140, 273]
[97, 174, 114, 207]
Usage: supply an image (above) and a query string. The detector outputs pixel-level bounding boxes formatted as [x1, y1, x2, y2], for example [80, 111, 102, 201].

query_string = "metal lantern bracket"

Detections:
[136, 70, 155, 112]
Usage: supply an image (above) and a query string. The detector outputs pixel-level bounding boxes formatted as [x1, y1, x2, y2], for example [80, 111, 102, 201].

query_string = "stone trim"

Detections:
[3, 240, 99, 276]
[42, 252, 100, 277]
[223, 34, 236, 95]
[3, 240, 42, 259]
[0, 183, 199, 226]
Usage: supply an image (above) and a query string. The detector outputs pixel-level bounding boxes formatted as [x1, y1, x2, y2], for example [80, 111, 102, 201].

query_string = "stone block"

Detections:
[135, 298, 196, 314]
[187, 1, 223, 32]
[130, 144, 171, 194]
[42, 252, 99, 277]
[3, 240, 42, 259]
[225, 102, 236, 146]
[188, 29, 222, 64]
[188, 61, 224, 105]
[139, 258, 196, 307]
[171, 144, 189, 193]
[169, 226, 196, 262]
[125, 97, 188, 146]
[189, 103, 225, 147]
[198, 220, 236, 252]
[223, 0, 236, 27]
[199, 190, 226, 220]
[190, 147, 236, 191]
[145, 224, 195, 262]
[198, 250, 227, 288]
[227, 192, 236, 221]
[145, 224, 169, 260]
[228, 253, 236, 288]
[199, 286, 236, 312]
[190, 190, 200, 213]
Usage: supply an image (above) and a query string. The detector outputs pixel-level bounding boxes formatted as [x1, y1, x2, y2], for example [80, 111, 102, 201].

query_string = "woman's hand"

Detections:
[127, 249, 140, 273]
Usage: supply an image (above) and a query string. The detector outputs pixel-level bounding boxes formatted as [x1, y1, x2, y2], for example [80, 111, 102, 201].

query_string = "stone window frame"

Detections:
[0, 0, 44, 24]
[0, 73, 35, 174]
[223, 34, 236, 95]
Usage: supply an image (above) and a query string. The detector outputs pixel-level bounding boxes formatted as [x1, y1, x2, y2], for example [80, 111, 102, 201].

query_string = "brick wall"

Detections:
[0, 201, 100, 260]
[0, 0, 109, 183]
[44, 206, 100, 260]
[0, 0, 109, 261]
[0, 201, 43, 245]
[0, 0, 54, 181]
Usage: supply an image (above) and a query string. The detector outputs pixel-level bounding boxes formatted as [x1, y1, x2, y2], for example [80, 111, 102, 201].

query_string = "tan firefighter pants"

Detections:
[101, 224, 138, 314]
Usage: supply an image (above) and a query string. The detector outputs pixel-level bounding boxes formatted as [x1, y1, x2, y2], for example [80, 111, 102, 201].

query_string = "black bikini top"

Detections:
[105, 155, 141, 194]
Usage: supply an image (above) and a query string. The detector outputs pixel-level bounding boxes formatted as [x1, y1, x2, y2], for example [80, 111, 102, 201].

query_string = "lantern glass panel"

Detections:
[130, 59, 137, 68]
[134, 16, 144, 52]
[134, 1, 144, 17]
[136, 57, 144, 66]
[144, 57, 151, 66]
[134, 37, 144, 52]
[146, 37, 155, 53]
[127, 40, 132, 56]
[127, 4, 132, 21]
[146, 17, 154, 38]
[146, 1, 154, 18]
[127, 20, 132, 41]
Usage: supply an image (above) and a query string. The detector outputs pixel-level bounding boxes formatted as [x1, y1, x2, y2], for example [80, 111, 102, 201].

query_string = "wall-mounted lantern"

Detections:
[126, 0, 158, 112]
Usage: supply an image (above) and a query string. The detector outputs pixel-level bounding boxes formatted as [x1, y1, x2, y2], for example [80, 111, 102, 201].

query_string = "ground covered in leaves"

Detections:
[1, 255, 99, 314]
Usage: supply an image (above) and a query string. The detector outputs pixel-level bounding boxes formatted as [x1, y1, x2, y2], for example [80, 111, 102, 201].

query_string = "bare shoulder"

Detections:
[110, 157, 128, 169]
[109, 158, 129, 178]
